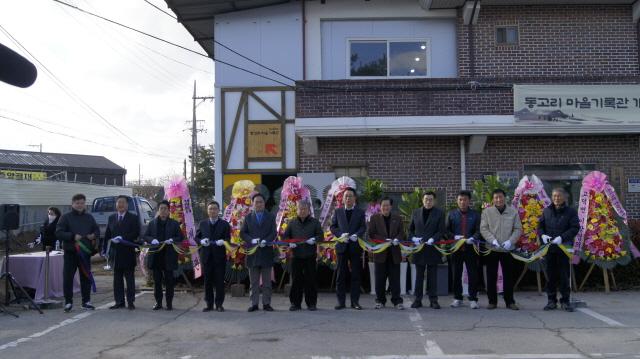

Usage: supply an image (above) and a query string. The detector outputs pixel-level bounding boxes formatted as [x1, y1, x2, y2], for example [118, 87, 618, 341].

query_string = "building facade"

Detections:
[169, 0, 640, 218]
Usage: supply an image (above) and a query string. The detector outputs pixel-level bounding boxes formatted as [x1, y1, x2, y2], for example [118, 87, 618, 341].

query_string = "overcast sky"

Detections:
[0, 0, 215, 184]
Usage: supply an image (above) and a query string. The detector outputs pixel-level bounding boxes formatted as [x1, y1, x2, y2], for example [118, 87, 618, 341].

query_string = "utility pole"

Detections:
[138, 164, 141, 186]
[183, 159, 187, 179]
[185, 80, 213, 204]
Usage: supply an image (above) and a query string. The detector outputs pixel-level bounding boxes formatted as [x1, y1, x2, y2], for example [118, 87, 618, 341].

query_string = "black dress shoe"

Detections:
[166, 304, 173, 311]
[544, 302, 557, 311]
[289, 305, 301, 311]
[263, 304, 274, 312]
[248, 305, 259, 312]
[127, 303, 135, 310]
[410, 301, 422, 309]
[152, 303, 163, 311]
[216, 306, 225, 312]
[109, 303, 125, 310]
[430, 301, 441, 310]
[561, 303, 575, 312]
[351, 303, 363, 310]
[308, 305, 317, 311]
[203, 307, 214, 312]
[334, 304, 346, 310]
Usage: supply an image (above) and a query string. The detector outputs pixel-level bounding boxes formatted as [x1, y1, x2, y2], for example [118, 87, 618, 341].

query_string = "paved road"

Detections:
[1, 272, 639, 359]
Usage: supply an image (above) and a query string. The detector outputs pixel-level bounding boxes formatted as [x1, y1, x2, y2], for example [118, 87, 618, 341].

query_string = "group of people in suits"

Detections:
[57, 183, 579, 314]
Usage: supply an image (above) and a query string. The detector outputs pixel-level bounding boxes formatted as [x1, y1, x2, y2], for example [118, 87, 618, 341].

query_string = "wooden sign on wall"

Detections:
[247, 123, 282, 159]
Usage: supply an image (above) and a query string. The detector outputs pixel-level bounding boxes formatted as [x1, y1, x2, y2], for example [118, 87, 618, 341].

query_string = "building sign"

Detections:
[0, 170, 47, 181]
[247, 123, 282, 158]
[628, 178, 640, 193]
[514, 85, 640, 125]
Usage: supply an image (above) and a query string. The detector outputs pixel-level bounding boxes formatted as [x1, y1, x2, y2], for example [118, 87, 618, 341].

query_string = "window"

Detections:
[496, 26, 518, 45]
[140, 201, 154, 220]
[350, 40, 428, 78]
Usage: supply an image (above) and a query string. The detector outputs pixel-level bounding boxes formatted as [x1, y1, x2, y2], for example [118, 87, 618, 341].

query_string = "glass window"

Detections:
[350, 41, 387, 77]
[140, 201, 154, 219]
[496, 26, 518, 45]
[389, 41, 427, 76]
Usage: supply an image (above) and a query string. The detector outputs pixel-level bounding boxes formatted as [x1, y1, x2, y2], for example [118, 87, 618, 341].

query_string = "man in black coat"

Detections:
[240, 193, 277, 312]
[196, 201, 231, 312]
[105, 195, 141, 310]
[539, 187, 580, 312]
[56, 194, 100, 312]
[330, 187, 366, 310]
[143, 200, 184, 311]
[408, 191, 446, 309]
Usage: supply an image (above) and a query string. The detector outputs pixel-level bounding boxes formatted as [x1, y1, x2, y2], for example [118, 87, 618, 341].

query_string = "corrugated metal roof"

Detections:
[0, 149, 126, 173]
[428, 0, 636, 9]
[165, 0, 294, 57]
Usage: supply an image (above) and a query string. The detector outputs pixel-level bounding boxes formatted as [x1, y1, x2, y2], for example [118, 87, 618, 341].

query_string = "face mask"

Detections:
[48, 215, 56, 223]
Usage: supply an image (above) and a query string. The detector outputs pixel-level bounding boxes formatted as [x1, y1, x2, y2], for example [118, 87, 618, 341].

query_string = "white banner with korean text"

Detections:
[514, 85, 640, 125]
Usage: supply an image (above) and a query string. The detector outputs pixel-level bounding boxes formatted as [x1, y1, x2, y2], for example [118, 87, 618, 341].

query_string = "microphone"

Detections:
[0, 42, 37, 88]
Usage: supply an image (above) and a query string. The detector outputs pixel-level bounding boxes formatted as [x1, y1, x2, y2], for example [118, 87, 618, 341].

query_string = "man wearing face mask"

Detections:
[367, 197, 405, 310]
[241, 193, 277, 312]
[196, 201, 231, 312]
[56, 194, 100, 313]
[539, 188, 579, 312]
[330, 187, 366, 310]
[408, 191, 446, 309]
[105, 195, 140, 310]
[143, 200, 183, 311]
[480, 189, 522, 310]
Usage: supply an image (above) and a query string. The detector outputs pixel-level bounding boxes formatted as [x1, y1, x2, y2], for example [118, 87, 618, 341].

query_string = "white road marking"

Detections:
[577, 308, 626, 327]
[0, 292, 145, 352]
[408, 308, 445, 356]
[311, 354, 585, 359]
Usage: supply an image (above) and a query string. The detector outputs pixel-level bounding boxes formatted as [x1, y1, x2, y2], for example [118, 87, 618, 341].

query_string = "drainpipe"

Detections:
[460, 137, 467, 190]
[302, 0, 306, 80]
[468, 0, 479, 78]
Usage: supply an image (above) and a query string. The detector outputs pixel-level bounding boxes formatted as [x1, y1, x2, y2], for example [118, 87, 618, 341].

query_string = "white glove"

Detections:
[541, 234, 551, 244]
[386, 238, 392, 242]
[289, 243, 297, 249]
[412, 237, 422, 244]
[454, 235, 464, 240]
[151, 239, 160, 245]
[305, 237, 316, 245]
[492, 239, 500, 247]
[466, 237, 475, 244]
[201, 238, 210, 247]
[111, 236, 121, 244]
[349, 234, 358, 242]
[552, 236, 562, 245]
[251, 238, 260, 245]
[216, 239, 225, 246]
[165, 238, 174, 244]
[392, 238, 399, 246]
[35, 235, 42, 244]
[259, 239, 267, 248]
[426, 238, 435, 246]
[502, 241, 512, 250]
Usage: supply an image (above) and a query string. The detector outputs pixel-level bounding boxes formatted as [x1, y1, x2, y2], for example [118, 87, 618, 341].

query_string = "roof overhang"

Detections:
[427, 0, 637, 9]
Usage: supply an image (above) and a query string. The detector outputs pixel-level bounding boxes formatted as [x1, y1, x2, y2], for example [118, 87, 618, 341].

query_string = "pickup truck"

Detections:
[91, 195, 155, 253]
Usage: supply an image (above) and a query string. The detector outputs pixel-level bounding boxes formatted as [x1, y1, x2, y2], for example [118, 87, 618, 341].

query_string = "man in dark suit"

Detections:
[143, 200, 184, 311]
[367, 197, 406, 310]
[240, 193, 277, 312]
[539, 187, 580, 312]
[330, 187, 366, 310]
[408, 190, 446, 309]
[105, 195, 141, 310]
[196, 201, 231, 312]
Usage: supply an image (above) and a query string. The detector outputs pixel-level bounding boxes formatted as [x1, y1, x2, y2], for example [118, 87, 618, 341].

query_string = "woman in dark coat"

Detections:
[39, 207, 61, 250]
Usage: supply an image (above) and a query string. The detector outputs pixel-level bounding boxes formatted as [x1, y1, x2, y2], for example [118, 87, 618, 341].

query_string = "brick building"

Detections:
[168, 0, 640, 218]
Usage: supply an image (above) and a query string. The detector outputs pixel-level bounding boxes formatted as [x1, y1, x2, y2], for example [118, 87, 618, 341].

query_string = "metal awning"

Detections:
[165, 0, 295, 57]
[428, 0, 636, 9]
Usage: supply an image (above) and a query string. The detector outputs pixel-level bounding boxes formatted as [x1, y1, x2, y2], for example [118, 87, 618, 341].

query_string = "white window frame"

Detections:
[346, 38, 432, 79]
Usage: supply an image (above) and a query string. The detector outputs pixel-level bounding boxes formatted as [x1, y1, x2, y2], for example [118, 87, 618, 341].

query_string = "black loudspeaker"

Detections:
[0, 204, 20, 230]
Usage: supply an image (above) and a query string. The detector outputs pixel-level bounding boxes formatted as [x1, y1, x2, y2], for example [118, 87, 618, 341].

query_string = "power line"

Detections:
[143, 0, 176, 19]
[0, 114, 184, 161]
[54, 0, 294, 88]
[0, 24, 145, 149]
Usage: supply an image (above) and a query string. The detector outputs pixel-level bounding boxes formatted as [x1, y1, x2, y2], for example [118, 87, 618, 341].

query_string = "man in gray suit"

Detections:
[330, 187, 366, 310]
[409, 191, 446, 309]
[241, 193, 277, 312]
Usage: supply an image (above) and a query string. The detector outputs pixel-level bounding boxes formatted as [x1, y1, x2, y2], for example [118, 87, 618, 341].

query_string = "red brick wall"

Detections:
[298, 135, 640, 218]
[458, 5, 639, 78]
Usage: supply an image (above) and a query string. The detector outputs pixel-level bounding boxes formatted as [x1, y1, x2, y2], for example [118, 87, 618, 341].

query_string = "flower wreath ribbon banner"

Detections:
[573, 171, 640, 266]
[222, 180, 256, 273]
[165, 177, 202, 279]
[318, 176, 356, 230]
